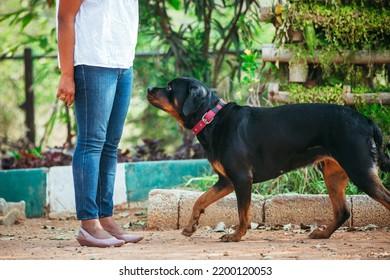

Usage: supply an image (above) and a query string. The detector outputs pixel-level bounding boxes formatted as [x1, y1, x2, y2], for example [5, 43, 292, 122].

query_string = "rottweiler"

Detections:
[147, 77, 390, 242]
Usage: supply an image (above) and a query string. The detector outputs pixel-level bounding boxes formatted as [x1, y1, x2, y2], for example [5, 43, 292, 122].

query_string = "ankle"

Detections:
[99, 217, 125, 234]
[81, 218, 101, 230]
[80, 219, 112, 239]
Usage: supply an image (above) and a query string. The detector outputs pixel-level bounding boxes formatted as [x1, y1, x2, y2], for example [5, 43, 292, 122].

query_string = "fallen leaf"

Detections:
[300, 223, 311, 230]
[214, 222, 226, 232]
[283, 223, 292, 231]
[42, 225, 55, 230]
[49, 235, 71, 240]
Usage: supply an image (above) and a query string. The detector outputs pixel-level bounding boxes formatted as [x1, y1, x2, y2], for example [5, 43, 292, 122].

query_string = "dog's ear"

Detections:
[183, 85, 207, 116]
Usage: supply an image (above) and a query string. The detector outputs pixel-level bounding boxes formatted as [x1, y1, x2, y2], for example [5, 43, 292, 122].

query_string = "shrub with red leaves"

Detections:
[1, 138, 206, 169]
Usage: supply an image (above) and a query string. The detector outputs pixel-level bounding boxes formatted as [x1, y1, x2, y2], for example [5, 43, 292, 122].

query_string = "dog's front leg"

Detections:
[182, 177, 233, 237]
[220, 177, 252, 242]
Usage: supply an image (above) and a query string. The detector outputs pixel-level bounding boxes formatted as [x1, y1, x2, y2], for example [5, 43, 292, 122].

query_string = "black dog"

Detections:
[147, 77, 390, 242]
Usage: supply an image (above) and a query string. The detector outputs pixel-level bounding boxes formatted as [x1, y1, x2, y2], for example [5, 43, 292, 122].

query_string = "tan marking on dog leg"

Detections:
[211, 160, 227, 177]
[366, 167, 390, 210]
[182, 182, 233, 237]
[220, 203, 251, 242]
[310, 158, 350, 239]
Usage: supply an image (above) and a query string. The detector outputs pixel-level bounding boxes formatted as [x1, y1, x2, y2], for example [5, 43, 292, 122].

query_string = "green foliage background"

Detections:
[0, 1, 388, 192]
[0, 0, 389, 195]
[0, 0, 271, 154]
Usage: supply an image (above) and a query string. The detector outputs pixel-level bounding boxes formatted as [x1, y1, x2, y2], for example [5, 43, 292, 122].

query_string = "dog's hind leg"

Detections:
[348, 165, 390, 211]
[364, 176, 390, 211]
[309, 158, 350, 239]
[182, 177, 233, 237]
[333, 136, 390, 213]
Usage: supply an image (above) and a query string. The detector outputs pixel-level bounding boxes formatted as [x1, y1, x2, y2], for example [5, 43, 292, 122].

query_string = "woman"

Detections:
[56, 0, 143, 247]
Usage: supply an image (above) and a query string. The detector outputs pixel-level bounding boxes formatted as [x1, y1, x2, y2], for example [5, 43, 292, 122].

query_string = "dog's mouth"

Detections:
[147, 87, 186, 127]
[146, 92, 158, 105]
[146, 88, 165, 109]
[147, 88, 176, 114]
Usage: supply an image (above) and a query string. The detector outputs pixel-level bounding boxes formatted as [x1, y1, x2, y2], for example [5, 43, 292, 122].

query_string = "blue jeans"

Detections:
[73, 65, 133, 220]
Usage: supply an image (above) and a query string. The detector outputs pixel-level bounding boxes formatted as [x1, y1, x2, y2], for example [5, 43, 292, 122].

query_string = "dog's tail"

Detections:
[371, 121, 390, 173]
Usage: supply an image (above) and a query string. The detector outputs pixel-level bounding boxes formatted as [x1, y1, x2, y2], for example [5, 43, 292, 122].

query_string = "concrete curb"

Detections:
[147, 189, 390, 229]
[0, 160, 211, 217]
[47, 165, 127, 216]
[147, 189, 263, 230]
[0, 168, 46, 218]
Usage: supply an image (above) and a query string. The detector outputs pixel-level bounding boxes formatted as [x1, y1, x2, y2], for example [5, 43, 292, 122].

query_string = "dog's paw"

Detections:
[308, 228, 331, 239]
[181, 227, 195, 237]
[219, 234, 241, 242]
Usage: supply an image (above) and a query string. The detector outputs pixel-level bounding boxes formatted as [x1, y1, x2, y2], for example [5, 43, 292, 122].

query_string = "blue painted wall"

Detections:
[0, 160, 212, 217]
[0, 168, 47, 218]
[125, 159, 211, 201]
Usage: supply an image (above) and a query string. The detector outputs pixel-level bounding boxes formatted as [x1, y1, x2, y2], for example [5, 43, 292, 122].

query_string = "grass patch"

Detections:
[182, 165, 390, 197]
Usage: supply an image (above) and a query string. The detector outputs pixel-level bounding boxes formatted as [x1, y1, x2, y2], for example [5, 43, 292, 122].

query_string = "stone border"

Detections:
[0, 198, 25, 226]
[147, 189, 390, 229]
[0, 160, 211, 217]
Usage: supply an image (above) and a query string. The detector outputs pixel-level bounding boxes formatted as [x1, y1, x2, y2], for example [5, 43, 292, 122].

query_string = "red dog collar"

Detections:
[191, 99, 227, 135]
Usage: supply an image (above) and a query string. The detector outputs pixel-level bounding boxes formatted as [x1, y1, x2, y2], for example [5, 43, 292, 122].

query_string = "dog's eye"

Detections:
[166, 85, 172, 91]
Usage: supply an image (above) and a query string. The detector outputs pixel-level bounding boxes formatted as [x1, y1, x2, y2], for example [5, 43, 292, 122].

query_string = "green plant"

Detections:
[181, 165, 364, 197]
[140, 0, 261, 88]
[289, 1, 390, 51]
[1, 0, 265, 154]
[254, 166, 363, 197]
[237, 10, 276, 106]
[240, 48, 261, 103]
[284, 83, 345, 104]
[273, 1, 390, 88]
[0, 0, 56, 56]
[182, 173, 218, 192]
[356, 103, 390, 139]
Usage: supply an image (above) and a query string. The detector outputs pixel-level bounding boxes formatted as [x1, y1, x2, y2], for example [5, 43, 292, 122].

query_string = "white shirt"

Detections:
[57, 0, 139, 68]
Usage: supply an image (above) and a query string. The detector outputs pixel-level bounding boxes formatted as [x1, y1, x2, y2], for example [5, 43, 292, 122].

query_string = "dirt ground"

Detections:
[1, 204, 389, 260]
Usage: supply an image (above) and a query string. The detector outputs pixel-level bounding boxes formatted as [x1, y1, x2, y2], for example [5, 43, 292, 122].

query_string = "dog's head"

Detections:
[147, 77, 219, 129]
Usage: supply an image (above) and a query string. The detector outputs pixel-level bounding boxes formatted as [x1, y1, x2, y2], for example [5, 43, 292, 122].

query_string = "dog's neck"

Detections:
[191, 99, 227, 135]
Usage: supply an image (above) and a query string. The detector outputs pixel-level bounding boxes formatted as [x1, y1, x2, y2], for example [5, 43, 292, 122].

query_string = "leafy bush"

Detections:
[274, 0, 390, 87]
[0, 137, 206, 170]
